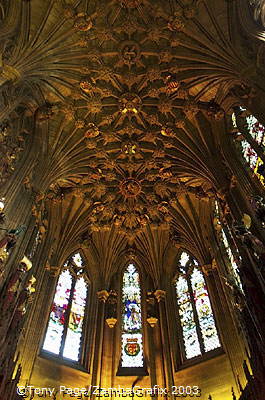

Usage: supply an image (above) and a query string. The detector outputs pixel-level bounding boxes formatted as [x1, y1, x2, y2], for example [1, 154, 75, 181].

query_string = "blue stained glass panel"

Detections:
[121, 264, 143, 368]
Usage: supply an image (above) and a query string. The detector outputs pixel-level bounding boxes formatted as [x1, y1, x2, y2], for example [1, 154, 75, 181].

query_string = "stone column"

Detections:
[90, 289, 109, 397]
[154, 288, 174, 397]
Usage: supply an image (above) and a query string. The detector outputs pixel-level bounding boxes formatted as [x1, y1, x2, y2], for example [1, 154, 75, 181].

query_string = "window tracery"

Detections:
[42, 252, 89, 363]
[175, 252, 221, 361]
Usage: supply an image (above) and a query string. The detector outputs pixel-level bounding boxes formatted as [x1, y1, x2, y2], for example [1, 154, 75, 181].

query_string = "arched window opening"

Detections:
[121, 263, 144, 369]
[232, 109, 265, 185]
[175, 252, 221, 361]
[42, 252, 89, 362]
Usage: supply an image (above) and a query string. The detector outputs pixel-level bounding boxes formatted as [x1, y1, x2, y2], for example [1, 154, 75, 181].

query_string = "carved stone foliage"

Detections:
[0, 119, 25, 184]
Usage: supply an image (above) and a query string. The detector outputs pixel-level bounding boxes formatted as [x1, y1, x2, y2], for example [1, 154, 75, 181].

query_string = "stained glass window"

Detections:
[175, 252, 221, 360]
[42, 252, 89, 362]
[121, 264, 144, 368]
[232, 109, 265, 185]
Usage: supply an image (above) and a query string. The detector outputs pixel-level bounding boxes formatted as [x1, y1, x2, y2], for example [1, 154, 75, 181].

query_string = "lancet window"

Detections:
[120, 264, 144, 369]
[175, 252, 221, 361]
[42, 252, 89, 362]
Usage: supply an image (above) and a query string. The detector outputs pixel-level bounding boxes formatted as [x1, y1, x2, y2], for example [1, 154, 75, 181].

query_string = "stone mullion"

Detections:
[187, 273, 205, 354]
[59, 275, 75, 357]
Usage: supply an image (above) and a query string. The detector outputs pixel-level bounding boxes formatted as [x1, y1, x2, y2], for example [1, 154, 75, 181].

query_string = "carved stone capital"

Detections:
[97, 289, 109, 302]
[147, 316, 158, 328]
[154, 289, 166, 302]
[106, 317, 117, 328]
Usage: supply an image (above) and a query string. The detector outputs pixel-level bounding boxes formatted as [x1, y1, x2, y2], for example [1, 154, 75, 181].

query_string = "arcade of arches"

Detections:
[0, 0, 265, 399]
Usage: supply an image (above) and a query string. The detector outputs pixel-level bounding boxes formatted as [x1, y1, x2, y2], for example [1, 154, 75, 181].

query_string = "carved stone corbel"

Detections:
[44, 263, 60, 277]
[97, 289, 109, 303]
[105, 290, 117, 328]
[201, 259, 217, 276]
[153, 289, 166, 302]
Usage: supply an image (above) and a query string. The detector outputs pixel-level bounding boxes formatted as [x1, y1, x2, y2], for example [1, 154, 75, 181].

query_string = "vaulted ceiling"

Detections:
[0, 0, 261, 280]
